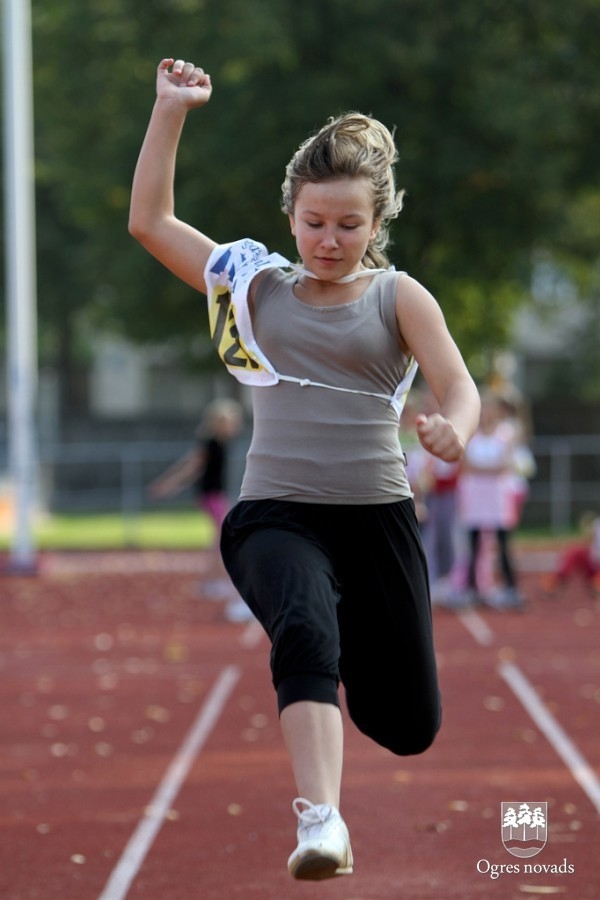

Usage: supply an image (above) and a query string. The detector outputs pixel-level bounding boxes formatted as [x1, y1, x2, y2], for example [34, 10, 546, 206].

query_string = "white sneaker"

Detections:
[287, 797, 353, 881]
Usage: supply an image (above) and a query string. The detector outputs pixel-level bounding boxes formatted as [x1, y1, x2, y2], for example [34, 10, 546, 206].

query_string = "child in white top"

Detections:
[459, 392, 522, 607]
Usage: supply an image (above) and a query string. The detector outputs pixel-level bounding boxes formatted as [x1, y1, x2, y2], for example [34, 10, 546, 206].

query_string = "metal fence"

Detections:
[525, 435, 600, 531]
[34, 437, 250, 517]
[2, 434, 600, 533]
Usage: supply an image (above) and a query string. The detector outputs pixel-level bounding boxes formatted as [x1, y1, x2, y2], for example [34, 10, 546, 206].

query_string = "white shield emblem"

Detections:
[501, 802, 548, 858]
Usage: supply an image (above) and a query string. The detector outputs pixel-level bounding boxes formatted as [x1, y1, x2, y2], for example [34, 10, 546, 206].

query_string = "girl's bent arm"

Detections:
[396, 276, 481, 461]
[129, 59, 217, 295]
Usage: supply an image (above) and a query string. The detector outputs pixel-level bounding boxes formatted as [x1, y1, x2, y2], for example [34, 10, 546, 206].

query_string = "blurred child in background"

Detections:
[458, 391, 523, 609]
[542, 511, 600, 596]
[149, 398, 252, 621]
[495, 390, 536, 531]
[421, 452, 461, 604]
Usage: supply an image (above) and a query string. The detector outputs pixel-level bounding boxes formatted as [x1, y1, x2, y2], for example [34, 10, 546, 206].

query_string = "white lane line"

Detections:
[498, 660, 600, 815]
[456, 608, 495, 646]
[239, 619, 264, 649]
[98, 665, 241, 900]
[455, 610, 600, 813]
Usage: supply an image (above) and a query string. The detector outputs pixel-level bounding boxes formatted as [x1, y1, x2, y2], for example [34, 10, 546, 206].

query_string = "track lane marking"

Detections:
[455, 608, 600, 814]
[456, 608, 495, 646]
[97, 664, 241, 900]
[498, 660, 600, 814]
[239, 619, 264, 648]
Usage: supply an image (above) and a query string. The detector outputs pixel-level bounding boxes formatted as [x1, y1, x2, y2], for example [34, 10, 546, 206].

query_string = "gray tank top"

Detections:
[239, 268, 414, 504]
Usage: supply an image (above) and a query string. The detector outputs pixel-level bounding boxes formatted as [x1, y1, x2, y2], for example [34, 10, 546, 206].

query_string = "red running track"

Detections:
[0, 548, 598, 899]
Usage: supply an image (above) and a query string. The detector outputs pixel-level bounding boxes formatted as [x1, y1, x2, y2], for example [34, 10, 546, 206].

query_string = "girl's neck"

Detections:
[291, 265, 388, 285]
[290, 263, 390, 306]
[293, 272, 373, 307]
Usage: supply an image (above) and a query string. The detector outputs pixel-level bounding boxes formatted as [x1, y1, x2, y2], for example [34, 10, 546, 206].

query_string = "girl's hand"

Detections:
[156, 58, 212, 108]
[415, 413, 465, 462]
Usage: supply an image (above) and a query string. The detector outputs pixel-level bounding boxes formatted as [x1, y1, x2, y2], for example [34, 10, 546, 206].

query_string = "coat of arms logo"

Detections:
[501, 802, 548, 858]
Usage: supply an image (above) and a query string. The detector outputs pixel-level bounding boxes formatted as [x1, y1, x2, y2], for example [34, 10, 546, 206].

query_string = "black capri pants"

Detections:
[220, 498, 441, 756]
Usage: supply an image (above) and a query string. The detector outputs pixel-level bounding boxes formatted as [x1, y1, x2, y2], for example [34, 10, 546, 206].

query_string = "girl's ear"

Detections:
[288, 213, 296, 236]
[370, 218, 381, 241]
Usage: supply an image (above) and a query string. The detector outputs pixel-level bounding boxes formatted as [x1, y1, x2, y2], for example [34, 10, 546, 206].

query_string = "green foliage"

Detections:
[29, 0, 600, 391]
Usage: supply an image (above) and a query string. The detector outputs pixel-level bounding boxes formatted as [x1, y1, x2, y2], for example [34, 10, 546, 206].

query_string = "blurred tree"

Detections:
[26, 0, 600, 411]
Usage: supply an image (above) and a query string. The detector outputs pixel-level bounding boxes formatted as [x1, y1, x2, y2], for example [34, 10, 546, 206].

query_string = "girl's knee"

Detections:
[388, 718, 441, 756]
[346, 695, 442, 756]
[373, 720, 440, 756]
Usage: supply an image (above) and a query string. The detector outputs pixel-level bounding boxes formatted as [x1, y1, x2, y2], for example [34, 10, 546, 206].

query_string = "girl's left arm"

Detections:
[395, 275, 481, 462]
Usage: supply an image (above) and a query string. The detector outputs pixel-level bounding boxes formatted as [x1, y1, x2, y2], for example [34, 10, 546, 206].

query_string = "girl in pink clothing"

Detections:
[458, 392, 522, 608]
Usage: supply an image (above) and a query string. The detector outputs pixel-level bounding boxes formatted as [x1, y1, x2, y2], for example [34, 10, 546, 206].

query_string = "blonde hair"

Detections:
[281, 112, 404, 269]
[198, 398, 243, 438]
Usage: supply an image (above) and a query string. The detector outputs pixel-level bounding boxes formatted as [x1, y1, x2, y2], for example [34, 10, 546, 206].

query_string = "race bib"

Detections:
[204, 239, 290, 386]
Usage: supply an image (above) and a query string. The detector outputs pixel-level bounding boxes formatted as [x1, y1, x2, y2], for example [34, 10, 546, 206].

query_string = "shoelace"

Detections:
[292, 797, 332, 826]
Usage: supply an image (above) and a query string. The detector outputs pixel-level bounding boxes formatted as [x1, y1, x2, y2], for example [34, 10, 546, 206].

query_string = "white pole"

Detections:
[3, 0, 38, 572]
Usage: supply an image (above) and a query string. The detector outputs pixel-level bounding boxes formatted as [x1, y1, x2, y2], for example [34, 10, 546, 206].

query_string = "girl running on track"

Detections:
[129, 57, 481, 882]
